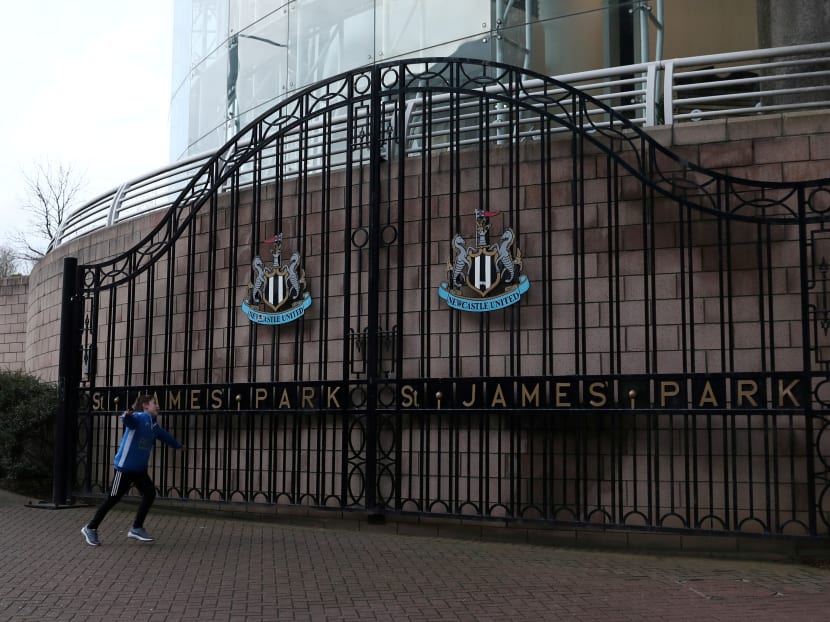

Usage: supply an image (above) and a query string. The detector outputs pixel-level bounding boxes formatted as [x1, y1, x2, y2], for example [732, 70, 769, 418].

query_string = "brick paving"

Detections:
[0, 493, 828, 621]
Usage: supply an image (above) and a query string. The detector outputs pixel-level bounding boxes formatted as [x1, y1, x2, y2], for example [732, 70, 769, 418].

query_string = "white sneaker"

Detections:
[81, 525, 100, 546]
[127, 527, 154, 542]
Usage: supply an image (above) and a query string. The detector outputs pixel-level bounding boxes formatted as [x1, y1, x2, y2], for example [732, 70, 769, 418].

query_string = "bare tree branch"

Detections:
[11, 160, 86, 264]
[0, 245, 20, 277]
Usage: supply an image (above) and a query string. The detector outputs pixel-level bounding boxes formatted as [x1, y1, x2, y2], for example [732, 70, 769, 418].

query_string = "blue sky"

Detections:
[0, 1, 174, 250]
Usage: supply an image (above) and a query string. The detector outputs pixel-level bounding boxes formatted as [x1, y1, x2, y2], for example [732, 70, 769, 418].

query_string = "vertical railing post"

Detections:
[797, 187, 818, 535]
[52, 256, 81, 506]
[662, 60, 675, 125]
[364, 64, 384, 512]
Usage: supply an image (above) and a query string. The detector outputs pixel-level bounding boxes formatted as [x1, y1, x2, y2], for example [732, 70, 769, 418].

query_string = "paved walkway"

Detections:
[0, 492, 828, 621]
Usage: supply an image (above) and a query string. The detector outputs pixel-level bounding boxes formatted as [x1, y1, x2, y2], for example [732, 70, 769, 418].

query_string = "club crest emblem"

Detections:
[438, 210, 530, 312]
[241, 234, 312, 325]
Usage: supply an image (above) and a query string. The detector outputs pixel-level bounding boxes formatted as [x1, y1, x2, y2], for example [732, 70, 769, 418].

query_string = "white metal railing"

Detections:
[50, 42, 830, 250]
[664, 42, 830, 123]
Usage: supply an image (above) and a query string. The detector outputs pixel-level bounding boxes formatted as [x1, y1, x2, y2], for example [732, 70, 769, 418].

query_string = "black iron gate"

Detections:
[55, 59, 830, 538]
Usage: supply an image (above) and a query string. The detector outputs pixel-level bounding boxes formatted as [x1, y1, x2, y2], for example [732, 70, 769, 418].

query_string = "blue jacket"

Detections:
[113, 411, 182, 472]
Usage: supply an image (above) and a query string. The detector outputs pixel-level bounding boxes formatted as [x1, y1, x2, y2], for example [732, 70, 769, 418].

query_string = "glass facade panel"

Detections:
[535, 0, 608, 75]
[233, 9, 290, 132]
[661, 0, 757, 58]
[190, 44, 230, 154]
[191, 0, 230, 68]
[169, 0, 762, 159]
[171, 0, 231, 158]
[384, 33, 494, 66]
[171, 0, 196, 159]
[376, 0, 489, 62]
[230, 0, 288, 32]
[289, 0, 375, 90]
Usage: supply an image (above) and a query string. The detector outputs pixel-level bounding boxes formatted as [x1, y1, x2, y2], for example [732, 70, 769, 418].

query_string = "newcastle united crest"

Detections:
[438, 210, 530, 312]
[241, 234, 312, 325]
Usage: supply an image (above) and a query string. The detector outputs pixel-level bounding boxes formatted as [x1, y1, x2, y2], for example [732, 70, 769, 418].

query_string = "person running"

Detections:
[81, 394, 184, 546]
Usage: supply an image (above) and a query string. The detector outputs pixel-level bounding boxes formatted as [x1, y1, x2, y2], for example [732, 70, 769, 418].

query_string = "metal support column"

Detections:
[51, 256, 81, 507]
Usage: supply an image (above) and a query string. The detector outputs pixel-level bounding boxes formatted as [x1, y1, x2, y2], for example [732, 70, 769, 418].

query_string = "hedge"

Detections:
[0, 370, 56, 494]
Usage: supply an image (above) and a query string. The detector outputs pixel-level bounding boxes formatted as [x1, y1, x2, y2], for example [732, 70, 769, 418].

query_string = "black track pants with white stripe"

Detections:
[87, 470, 157, 529]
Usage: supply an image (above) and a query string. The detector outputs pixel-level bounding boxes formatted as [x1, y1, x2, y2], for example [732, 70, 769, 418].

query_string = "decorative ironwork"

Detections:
[349, 326, 397, 378]
[61, 58, 830, 539]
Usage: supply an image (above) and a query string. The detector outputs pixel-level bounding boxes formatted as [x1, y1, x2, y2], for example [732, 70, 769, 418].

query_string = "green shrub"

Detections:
[0, 370, 56, 495]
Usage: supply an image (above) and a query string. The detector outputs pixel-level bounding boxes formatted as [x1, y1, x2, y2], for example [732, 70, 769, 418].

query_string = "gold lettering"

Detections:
[588, 382, 607, 407]
[167, 391, 182, 410]
[278, 389, 292, 409]
[697, 382, 719, 407]
[737, 380, 759, 407]
[327, 386, 342, 408]
[521, 383, 540, 407]
[400, 385, 417, 408]
[491, 384, 507, 408]
[462, 384, 477, 407]
[92, 392, 103, 411]
[210, 389, 223, 409]
[660, 381, 680, 407]
[302, 387, 315, 408]
[190, 390, 201, 410]
[555, 383, 571, 408]
[254, 388, 268, 408]
[778, 379, 800, 408]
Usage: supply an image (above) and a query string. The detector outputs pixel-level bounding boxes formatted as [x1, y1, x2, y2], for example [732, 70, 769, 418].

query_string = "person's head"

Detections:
[132, 394, 159, 415]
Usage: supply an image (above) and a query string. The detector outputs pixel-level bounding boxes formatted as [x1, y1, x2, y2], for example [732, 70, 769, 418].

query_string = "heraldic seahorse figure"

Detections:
[250, 256, 266, 303]
[494, 229, 520, 283]
[448, 234, 472, 289]
[286, 252, 305, 299]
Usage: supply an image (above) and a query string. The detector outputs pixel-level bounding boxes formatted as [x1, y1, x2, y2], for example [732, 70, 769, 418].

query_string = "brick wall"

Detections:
[23, 211, 165, 383]
[0, 276, 29, 371]
[20, 110, 830, 385]
[19, 109, 828, 533]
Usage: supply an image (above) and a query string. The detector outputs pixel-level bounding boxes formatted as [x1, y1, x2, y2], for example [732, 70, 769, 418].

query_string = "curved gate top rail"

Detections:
[81, 57, 830, 290]
[51, 42, 830, 251]
[57, 57, 830, 539]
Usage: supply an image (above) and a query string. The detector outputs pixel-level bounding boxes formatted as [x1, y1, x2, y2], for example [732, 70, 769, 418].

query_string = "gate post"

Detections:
[52, 256, 82, 507]
[364, 64, 384, 512]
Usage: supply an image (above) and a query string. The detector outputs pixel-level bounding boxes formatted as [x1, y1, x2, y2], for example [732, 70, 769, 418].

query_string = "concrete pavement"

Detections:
[0, 492, 828, 621]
